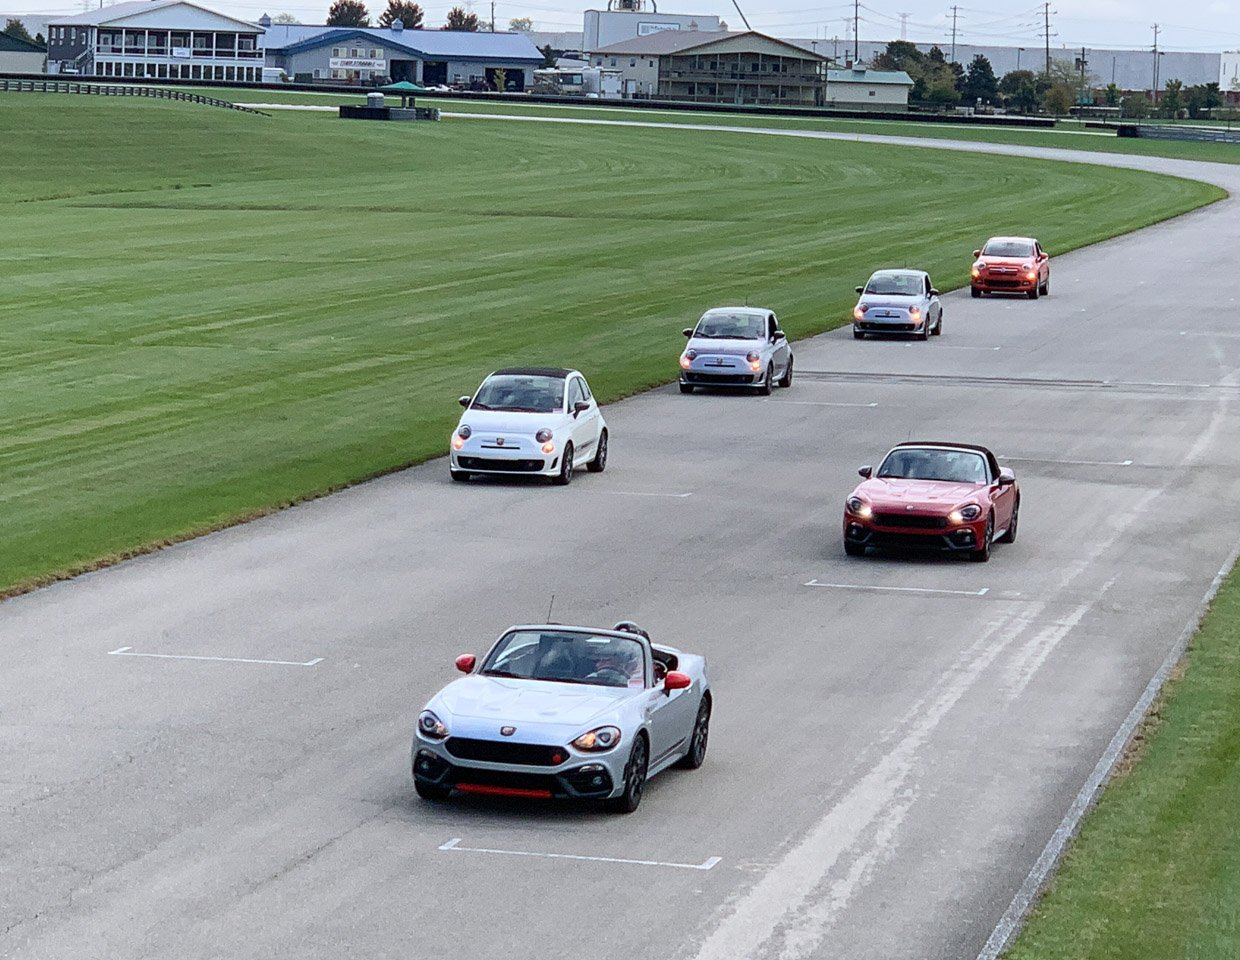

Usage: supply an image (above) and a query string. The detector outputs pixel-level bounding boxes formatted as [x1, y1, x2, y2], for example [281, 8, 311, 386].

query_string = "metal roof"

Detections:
[591, 29, 824, 60]
[826, 67, 913, 85]
[0, 29, 45, 51]
[48, 0, 261, 30]
[268, 25, 543, 62]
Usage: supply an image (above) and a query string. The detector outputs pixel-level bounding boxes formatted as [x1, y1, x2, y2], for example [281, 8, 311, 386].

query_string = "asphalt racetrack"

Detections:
[4, 128, 1240, 960]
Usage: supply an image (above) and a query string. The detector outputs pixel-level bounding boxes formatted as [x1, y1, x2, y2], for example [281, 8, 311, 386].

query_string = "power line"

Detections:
[948, 4, 960, 61]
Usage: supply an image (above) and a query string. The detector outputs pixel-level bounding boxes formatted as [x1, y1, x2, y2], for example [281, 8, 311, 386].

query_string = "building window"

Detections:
[332, 46, 342, 56]
[868, 89, 876, 96]
[350, 47, 360, 56]
[369, 47, 379, 57]
[609, 58, 616, 66]
[629, 58, 635, 66]
[648, 59, 654, 67]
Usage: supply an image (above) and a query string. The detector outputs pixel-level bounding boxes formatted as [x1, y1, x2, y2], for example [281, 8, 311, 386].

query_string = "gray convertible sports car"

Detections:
[412, 622, 711, 813]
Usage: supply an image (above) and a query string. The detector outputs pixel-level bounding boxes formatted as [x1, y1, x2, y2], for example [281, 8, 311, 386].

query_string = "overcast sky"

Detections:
[6, 0, 1239, 52]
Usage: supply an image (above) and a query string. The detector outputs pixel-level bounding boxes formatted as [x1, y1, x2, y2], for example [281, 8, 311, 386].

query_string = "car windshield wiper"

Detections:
[498, 406, 551, 413]
[483, 669, 523, 678]
[470, 402, 493, 410]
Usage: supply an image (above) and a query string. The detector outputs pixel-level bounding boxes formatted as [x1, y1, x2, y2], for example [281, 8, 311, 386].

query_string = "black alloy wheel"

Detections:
[415, 779, 451, 801]
[757, 363, 774, 396]
[998, 498, 1019, 544]
[778, 355, 794, 388]
[970, 515, 993, 562]
[933, 311, 943, 336]
[606, 736, 649, 813]
[552, 442, 574, 486]
[676, 697, 711, 770]
[587, 430, 608, 473]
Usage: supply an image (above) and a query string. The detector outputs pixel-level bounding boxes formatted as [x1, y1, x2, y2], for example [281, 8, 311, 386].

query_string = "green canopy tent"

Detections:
[379, 80, 429, 108]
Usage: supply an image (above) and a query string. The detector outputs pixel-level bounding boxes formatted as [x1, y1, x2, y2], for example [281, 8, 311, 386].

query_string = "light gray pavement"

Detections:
[3, 126, 1240, 960]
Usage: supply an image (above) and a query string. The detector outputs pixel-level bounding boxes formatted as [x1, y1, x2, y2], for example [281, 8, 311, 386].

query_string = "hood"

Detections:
[978, 255, 1034, 267]
[456, 409, 564, 435]
[856, 477, 984, 511]
[432, 675, 634, 732]
[858, 293, 922, 310]
[686, 336, 764, 356]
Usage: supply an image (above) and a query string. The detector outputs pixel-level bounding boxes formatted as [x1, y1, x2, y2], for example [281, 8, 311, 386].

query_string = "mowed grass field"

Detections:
[1007, 565, 1240, 960]
[0, 93, 1224, 593]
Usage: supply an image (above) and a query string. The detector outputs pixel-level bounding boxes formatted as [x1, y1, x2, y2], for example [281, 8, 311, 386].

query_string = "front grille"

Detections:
[860, 322, 915, 332]
[457, 456, 545, 472]
[867, 531, 957, 550]
[985, 280, 1021, 288]
[447, 767, 562, 793]
[872, 513, 948, 530]
[686, 373, 755, 384]
[445, 737, 567, 766]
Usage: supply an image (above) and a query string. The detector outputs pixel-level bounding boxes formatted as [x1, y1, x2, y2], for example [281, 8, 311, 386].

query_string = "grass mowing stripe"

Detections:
[1002, 551, 1240, 960]
[0, 94, 1224, 594]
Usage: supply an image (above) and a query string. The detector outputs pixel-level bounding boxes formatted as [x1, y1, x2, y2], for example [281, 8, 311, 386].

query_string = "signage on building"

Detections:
[330, 57, 386, 70]
[637, 22, 680, 36]
[171, 47, 191, 58]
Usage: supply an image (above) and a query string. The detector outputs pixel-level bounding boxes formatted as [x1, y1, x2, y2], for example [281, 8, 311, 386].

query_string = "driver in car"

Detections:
[585, 641, 644, 688]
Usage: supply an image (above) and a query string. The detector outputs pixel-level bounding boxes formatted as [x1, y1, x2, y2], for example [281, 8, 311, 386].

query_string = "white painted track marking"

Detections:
[107, 646, 324, 667]
[437, 838, 721, 871]
[804, 581, 989, 597]
[1000, 456, 1134, 466]
[608, 491, 693, 498]
[764, 400, 879, 407]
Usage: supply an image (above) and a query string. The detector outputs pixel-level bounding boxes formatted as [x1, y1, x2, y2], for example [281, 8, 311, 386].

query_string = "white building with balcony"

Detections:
[46, 0, 264, 82]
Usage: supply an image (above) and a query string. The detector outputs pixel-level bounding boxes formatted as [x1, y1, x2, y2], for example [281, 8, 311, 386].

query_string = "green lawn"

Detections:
[0, 93, 1224, 594]
[1006, 564, 1240, 959]
[188, 85, 1240, 165]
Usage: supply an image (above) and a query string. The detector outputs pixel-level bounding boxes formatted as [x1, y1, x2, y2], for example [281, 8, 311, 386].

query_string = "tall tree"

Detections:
[33, 32, 45, 46]
[538, 43, 555, 67]
[508, 16, 532, 31]
[4, 18, 34, 42]
[379, 0, 423, 27]
[963, 54, 997, 104]
[1160, 79, 1184, 118]
[272, 12, 301, 23]
[326, 0, 370, 27]
[442, 6, 480, 31]
[998, 70, 1040, 113]
[871, 40, 922, 72]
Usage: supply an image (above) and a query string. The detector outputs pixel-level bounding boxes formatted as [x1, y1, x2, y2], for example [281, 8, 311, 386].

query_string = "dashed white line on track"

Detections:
[107, 646, 324, 667]
[803, 581, 990, 597]
[438, 838, 722, 871]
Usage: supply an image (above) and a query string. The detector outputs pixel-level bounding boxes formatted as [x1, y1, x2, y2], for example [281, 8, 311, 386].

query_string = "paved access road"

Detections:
[3, 129, 1239, 960]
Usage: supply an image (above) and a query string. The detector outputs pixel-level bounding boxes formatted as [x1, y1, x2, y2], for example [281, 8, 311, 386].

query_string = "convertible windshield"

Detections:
[864, 273, 922, 297]
[877, 448, 989, 483]
[693, 313, 765, 340]
[470, 375, 564, 413]
[982, 240, 1035, 258]
[482, 630, 646, 688]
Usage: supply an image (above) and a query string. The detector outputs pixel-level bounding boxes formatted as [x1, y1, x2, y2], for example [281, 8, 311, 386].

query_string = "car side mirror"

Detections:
[1039, 253, 1049, 261]
[573, 400, 590, 415]
[858, 465, 872, 478]
[929, 289, 940, 297]
[682, 328, 694, 338]
[854, 285, 864, 295]
[458, 396, 471, 408]
[997, 468, 1016, 486]
[664, 671, 691, 692]
[455, 654, 476, 673]
[773, 330, 786, 341]
[973, 249, 981, 258]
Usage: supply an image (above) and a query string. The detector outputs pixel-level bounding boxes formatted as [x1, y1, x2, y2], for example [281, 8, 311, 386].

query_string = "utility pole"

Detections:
[853, 0, 859, 64]
[490, 0, 495, 31]
[1042, 2, 1052, 75]
[949, 5, 959, 63]
[1151, 23, 1160, 102]
[898, 12, 909, 40]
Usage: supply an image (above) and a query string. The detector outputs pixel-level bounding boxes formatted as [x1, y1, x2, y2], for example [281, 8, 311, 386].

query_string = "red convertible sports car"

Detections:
[842, 442, 1020, 562]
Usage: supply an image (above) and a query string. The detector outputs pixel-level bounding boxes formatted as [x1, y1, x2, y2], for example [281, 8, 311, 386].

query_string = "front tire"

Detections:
[586, 429, 608, 473]
[918, 318, 930, 341]
[552, 442, 574, 486]
[778, 355, 794, 388]
[1028, 285, 1040, 300]
[971, 286, 982, 298]
[675, 697, 711, 770]
[679, 382, 694, 394]
[998, 498, 1019, 543]
[933, 311, 943, 336]
[853, 327, 865, 339]
[757, 362, 774, 396]
[450, 469, 471, 482]
[844, 540, 866, 557]
[415, 779, 451, 801]
[1041, 275, 1050, 296]
[605, 735, 648, 813]
[970, 515, 993, 562]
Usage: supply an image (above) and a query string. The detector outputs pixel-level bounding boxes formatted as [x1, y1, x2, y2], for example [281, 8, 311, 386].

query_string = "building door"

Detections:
[422, 60, 447, 85]
[390, 59, 416, 82]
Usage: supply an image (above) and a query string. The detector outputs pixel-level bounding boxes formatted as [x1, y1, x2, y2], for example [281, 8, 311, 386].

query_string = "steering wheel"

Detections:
[585, 668, 630, 687]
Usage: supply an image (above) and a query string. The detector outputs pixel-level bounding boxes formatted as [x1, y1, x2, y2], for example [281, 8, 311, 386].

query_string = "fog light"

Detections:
[451, 435, 464, 450]
[541, 442, 555, 454]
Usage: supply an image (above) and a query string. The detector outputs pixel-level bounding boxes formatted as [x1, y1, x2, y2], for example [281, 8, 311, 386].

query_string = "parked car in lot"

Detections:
[842, 441, 1020, 562]
[679, 307, 793, 395]
[412, 621, 712, 813]
[450, 367, 607, 484]
[971, 236, 1051, 299]
[852, 270, 943, 340]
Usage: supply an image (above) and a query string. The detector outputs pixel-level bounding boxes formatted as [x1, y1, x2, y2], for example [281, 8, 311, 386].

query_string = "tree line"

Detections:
[325, 1, 488, 30]
[871, 40, 1227, 119]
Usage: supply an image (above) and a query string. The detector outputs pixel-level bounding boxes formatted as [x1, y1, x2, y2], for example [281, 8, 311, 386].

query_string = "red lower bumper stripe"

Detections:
[456, 783, 553, 799]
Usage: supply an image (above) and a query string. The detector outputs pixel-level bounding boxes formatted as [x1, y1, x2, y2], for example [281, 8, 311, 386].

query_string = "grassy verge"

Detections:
[186, 85, 1240, 165]
[1005, 561, 1240, 959]
[0, 93, 1225, 595]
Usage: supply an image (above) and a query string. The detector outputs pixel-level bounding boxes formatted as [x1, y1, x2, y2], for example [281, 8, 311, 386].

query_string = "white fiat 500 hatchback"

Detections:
[450, 367, 608, 485]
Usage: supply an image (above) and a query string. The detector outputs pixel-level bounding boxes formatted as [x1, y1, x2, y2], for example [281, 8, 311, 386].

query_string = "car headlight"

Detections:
[746, 351, 760, 362]
[948, 504, 983, 524]
[571, 726, 622, 752]
[457, 425, 471, 439]
[418, 710, 449, 740]
[853, 305, 866, 320]
[909, 306, 922, 320]
[535, 428, 552, 443]
[846, 496, 873, 518]
[971, 265, 982, 278]
[685, 349, 698, 361]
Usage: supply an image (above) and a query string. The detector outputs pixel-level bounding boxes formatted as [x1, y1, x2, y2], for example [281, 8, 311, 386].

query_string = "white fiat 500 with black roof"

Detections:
[450, 367, 607, 484]
[412, 622, 712, 813]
